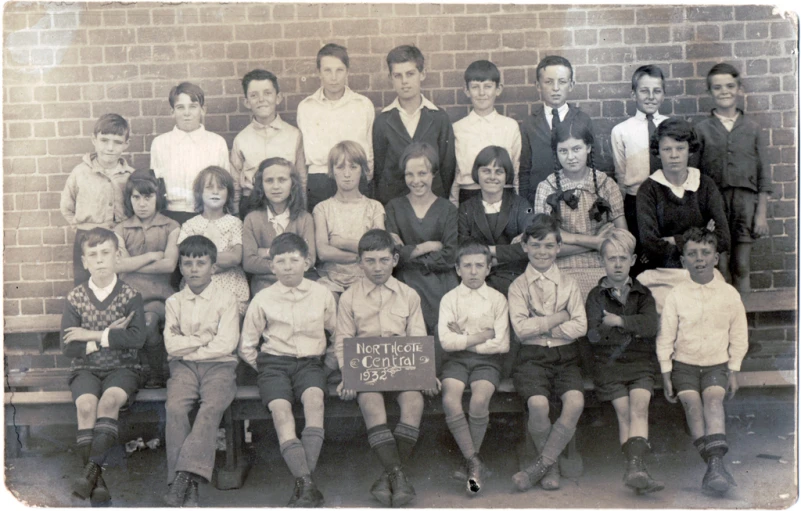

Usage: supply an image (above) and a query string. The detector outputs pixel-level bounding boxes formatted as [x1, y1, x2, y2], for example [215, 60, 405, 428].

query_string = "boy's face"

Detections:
[82, 239, 118, 285]
[389, 61, 425, 102]
[180, 254, 215, 293]
[91, 132, 129, 170]
[456, 253, 491, 290]
[172, 93, 204, 132]
[681, 240, 719, 285]
[269, 251, 310, 288]
[601, 245, 635, 287]
[708, 74, 742, 111]
[244, 79, 282, 124]
[632, 75, 665, 115]
[359, 249, 399, 287]
[464, 80, 501, 116]
[318, 56, 348, 98]
[536, 65, 574, 109]
[522, 233, 560, 273]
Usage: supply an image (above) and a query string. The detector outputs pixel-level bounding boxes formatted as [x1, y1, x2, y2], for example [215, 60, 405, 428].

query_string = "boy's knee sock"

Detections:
[367, 424, 401, 472]
[704, 433, 728, 458]
[540, 421, 575, 465]
[301, 427, 325, 473]
[527, 415, 551, 455]
[393, 423, 420, 464]
[445, 413, 475, 460]
[89, 418, 118, 466]
[693, 436, 708, 462]
[77, 429, 93, 465]
[468, 412, 490, 453]
[280, 439, 310, 478]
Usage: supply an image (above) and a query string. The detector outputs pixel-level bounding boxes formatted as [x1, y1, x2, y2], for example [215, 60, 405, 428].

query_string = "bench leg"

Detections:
[214, 408, 251, 490]
[558, 432, 584, 478]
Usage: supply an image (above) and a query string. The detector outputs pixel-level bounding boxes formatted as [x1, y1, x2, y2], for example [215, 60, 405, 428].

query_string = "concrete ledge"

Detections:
[3, 315, 62, 334]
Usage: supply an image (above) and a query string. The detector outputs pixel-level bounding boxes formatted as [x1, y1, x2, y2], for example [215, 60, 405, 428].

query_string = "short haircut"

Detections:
[168, 82, 204, 108]
[193, 166, 235, 214]
[650, 117, 700, 156]
[464, 60, 500, 85]
[241, 69, 280, 96]
[270, 232, 309, 259]
[399, 142, 439, 176]
[327, 140, 370, 184]
[631, 64, 666, 91]
[317, 43, 349, 69]
[386, 44, 424, 73]
[93, 113, 130, 140]
[522, 213, 562, 244]
[179, 235, 218, 264]
[80, 227, 118, 254]
[600, 228, 636, 258]
[457, 239, 492, 265]
[681, 227, 719, 253]
[247, 157, 306, 221]
[124, 168, 167, 218]
[706, 62, 741, 90]
[471, 145, 514, 186]
[358, 229, 396, 257]
[536, 55, 573, 82]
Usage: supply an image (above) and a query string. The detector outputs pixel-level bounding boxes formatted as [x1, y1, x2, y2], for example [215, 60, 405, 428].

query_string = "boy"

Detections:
[297, 44, 375, 211]
[232, 69, 306, 216]
[60, 113, 134, 285]
[151, 82, 231, 223]
[335, 229, 431, 507]
[585, 229, 663, 494]
[162, 236, 240, 507]
[372, 45, 456, 205]
[691, 63, 772, 293]
[451, 60, 521, 206]
[61, 227, 145, 505]
[519, 56, 603, 206]
[507, 214, 587, 491]
[239, 232, 336, 507]
[658, 227, 748, 494]
[438, 240, 510, 494]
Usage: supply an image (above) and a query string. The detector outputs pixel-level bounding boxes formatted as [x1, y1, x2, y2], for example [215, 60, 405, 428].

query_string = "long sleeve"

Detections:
[622, 291, 659, 339]
[510, 123, 522, 193]
[301, 214, 317, 268]
[60, 299, 86, 358]
[553, 281, 588, 340]
[150, 136, 166, 176]
[242, 213, 273, 275]
[495, 197, 532, 263]
[437, 293, 466, 351]
[519, 122, 532, 202]
[507, 279, 553, 341]
[755, 125, 772, 194]
[107, 293, 146, 350]
[183, 297, 240, 362]
[476, 295, 510, 355]
[406, 290, 427, 337]
[295, 135, 308, 201]
[323, 288, 337, 337]
[372, 117, 387, 195]
[611, 126, 627, 195]
[636, 182, 681, 266]
[407, 205, 458, 272]
[656, 291, 679, 373]
[239, 300, 267, 370]
[334, 290, 357, 370]
[164, 298, 211, 357]
[230, 138, 245, 213]
[727, 299, 749, 371]
[703, 182, 731, 254]
[457, 203, 471, 245]
[60, 173, 78, 227]
[585, 288, 608, 342]
[365, 105, 376, 177]
[438, 118, 457, 198]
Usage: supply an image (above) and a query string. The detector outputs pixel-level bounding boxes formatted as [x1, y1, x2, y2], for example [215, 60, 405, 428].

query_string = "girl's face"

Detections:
[202, 174, 228, 212]
[130, 189, 157, 221]
[477, 159, 507, 196]
[262, 164, 293, 208]
[333, 157, 362, 193]
[556, 137, 591, 173]
[404, 157, 434, 198]
[658, 136, 690, 176]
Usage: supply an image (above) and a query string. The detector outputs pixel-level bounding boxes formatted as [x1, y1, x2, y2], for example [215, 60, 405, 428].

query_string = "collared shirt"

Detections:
[599, 276, 633, 306]
[507, 264, 587, 346]
[334, 276, 426, 369]
[648, 167, 701, 199]
[239, 279, 337, 368]
[297, 87, 375, 176]
[451, 109, 522, 201]
[151, 125, 231, 212]
[544, 103, 569, 129]
[382, 95, 439, 139]
[164, 281, 240, 364]
[438, 283, 509, 354]
[60, 153, 134, 230]
[713, 110, 739, 132]
[482, 199, 502, 214]
[656, 277, 748, 372]
[86, 275, 119, 353]
[611, 110, 668, 196]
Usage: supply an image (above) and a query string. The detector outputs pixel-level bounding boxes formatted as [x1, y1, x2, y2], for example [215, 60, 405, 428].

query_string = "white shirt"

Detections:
[482, 199, 502, 214]
[648, 167, 701, 199]
[438, 283, 510, 354]
[297, 87, 376, 176]
[713, 110, 739, 132]
[544, 103, 569, 129]
[86, 275, 118, 353]
[611, 110, 668, 196]
[382, 95, 439, 139]
[151, 125, 231, 212]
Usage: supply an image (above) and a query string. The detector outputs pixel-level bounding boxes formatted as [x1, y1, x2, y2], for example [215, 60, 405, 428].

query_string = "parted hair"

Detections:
[399, 142, 439, 176]
[317, 43, 349, 69]
[80, 227, 119, 254]
[193, 166, 235, 214]
[523, 213, 562, 244]
[93, 113, 130, 140]
[358, 229, 396, 256]
[327, 140, 370, 185]
[247, 157, 306, 222]
[124, 168, 167, 218]
[631, 64, 666, 91]
[168, 82, 204, 108]
[386, 44, 425, 73]
[706, 62, 741, 90]
[242, 69, 280, 96]
[600, 228, 637, 258]
[536, 55, 573, 82]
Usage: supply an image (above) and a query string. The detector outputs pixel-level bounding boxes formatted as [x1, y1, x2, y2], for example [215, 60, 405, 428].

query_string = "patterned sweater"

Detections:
[61, 279, 146, 372]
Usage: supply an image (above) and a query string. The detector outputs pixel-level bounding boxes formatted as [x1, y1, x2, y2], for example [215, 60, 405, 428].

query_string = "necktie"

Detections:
[551, 108, 561, 131]
[646, 114, 660, 174]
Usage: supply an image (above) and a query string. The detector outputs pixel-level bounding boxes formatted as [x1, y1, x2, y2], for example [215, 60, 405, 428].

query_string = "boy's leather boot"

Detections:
[163, 471, 191, 507]
[388, 467, 415, 507]
[73, 461, 102, 499]
[370, 472, 392, 506]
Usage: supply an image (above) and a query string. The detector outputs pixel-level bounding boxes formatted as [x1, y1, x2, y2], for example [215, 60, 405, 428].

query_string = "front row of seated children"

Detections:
[62, 216, 747, 506]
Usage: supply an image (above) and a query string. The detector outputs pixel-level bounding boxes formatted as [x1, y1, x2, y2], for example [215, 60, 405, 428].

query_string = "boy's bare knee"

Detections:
[97, 388, 128, 416]
[442, 391, 463, 416]
[75, 395, 98, 419]
[527, 396, 550, 419]
[397, 391, 424, 414]
[702, 387, 726, 406]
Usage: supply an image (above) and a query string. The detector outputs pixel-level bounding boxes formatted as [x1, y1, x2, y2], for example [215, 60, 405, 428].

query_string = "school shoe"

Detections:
[90, 475, 111, 507]
[623, 455, 649, 490]
[512, 457, 551, 491]
[702, 456, 730, 494]
[388, 467, 415, 507]
[163, 471, 191, 507]
[540, 462, 560, 490]
[73, 461, 102, 499]
[294, 475, 324, 508]
[184, 480, 199, 508]
[287, 477, 303, 507]
[370, 472, 392, 506]
[466, 455, 485, 495]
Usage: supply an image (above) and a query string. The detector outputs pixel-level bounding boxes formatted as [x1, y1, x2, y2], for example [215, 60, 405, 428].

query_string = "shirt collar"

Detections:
[482, 199, 502, 214]
[89, 154, 130, 176]
[363, 275, 401, 296]
[546, 103, 569, 117]
[600, 276, 632, 290]
[311, 86, 355, 104]
[382, 95, 438, 114]
[467, 109, 498, 123]
[88, 275, 117, 297]
[273, 278, 312, 295]
[250, 115, 284, 131]
[525, 263, 560, 286]
[172, 124, 207, 140]
[634, 109, 666, 121]
[457, 282, 489, 299]
[648, 167, 701, 198]
[122, 212, 173, 229]
[183, 280, 217, 301]
[685, 276, 723, 291]
[712, 109, 740, 125]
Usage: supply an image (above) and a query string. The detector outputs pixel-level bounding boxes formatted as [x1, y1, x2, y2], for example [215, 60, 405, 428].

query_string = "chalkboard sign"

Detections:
[342, 336, 436, 392]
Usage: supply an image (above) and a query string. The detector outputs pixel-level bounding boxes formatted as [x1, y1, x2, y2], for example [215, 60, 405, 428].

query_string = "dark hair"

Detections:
[464, 60, 500, 85]
[706, 62, 741, 90]
[169, 82, 205, 108]
[327, 140, 370, 185]
[241, 69, 280, 96]
[80, 227, 119, 254]
[270, 232, 309, 259]
[471, 145, 514, 187]
[124, 169, 167, 218]
[523, 213, 562, 244]
[93, 113, 130, 140]
[399, 142, 439, 177]
[456, 239, 492, 266]
[386, 45, 424, 73]
[650, 117, 700, 157]
[246, 157, 306, 222]
[681, 227, 719, 253]
[179, 235, 218, 264]
[631, 64, 666, 91]
[358, 229, 396, 256]
[317, 43, 349, 70]
[536, 55, 573, 82]
[193, 166, 235, 214]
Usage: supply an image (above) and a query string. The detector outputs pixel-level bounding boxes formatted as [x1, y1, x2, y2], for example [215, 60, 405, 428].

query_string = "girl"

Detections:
[178, 166, 249, 314]
[534, 117, 627, 299]
[242, 157, 316, 296]
[114, 168, 180, 389]
[314, 141, 385, 295]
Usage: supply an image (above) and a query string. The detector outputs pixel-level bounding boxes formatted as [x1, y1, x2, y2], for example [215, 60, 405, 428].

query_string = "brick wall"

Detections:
[3, 2, 798, 320]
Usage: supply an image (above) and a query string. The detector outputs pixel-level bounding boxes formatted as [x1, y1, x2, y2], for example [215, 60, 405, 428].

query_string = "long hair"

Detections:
[549, 118, 601, 222]
[246, 157, 306, 221]
[193, 166, 235, 214]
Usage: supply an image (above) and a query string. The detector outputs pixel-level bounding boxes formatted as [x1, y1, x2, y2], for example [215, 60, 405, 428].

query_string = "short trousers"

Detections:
[512, 343, 584, 400]
[69, 367, 141, 407]
[593, 355, 656, 402]
[671, 361, 728, 394]
[721, 187, 757, 244]
[256, 353, 326, 406]
[441, 351, 502, 389]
